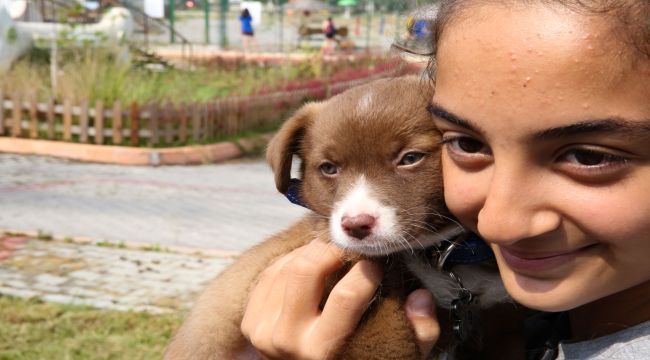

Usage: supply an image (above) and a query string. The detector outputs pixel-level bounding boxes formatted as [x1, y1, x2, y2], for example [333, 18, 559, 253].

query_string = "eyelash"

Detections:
[439, 135, 631, 174]
[557, 148, 630, 172]
[439, 135, 490, 156]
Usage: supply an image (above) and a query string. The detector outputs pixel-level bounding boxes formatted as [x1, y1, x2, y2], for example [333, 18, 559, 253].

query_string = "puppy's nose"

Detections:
[341, 214, 376, 240]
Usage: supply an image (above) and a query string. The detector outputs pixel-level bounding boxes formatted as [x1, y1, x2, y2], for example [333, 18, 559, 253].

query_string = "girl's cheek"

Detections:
[565, 186, 650, 244]
[442, 162, 485, 230]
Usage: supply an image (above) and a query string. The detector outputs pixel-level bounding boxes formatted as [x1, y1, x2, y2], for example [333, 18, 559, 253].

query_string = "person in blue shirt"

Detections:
[240, 0, 650, 359]
[239, 8, 258, 52]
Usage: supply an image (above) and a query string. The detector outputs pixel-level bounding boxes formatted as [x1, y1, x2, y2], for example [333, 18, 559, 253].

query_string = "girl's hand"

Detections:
[405, 289, 441, 359]
[241, 240, 441, 360]
[241, 240, 383, 360]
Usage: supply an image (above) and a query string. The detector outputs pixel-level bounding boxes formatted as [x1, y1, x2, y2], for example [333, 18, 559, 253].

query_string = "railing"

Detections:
[114, 0, 194, 62]
[25, 0, 193, 63]
[0, 71, 398, 148]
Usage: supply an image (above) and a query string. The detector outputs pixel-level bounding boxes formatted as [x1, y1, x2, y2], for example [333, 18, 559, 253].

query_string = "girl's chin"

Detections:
[500, 272, 585, 312]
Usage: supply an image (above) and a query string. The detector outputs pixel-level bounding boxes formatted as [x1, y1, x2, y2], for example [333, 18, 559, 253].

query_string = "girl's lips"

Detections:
[498, 244, 596, 273]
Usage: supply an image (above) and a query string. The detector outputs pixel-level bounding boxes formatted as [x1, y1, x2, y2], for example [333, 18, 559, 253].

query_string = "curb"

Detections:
[0, 138, 243, 166]
[0, 227, 241, 259]
[0, 132, 277, 165]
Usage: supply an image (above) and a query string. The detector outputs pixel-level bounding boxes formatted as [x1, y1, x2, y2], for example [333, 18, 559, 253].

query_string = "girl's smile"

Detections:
[498, 243, 599, 275]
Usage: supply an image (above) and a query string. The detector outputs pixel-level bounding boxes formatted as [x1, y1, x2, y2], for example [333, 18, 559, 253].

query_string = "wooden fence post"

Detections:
[178, 103, 188, 143]
[94, 100, 104, 144]
[62, 98, 72, 141]
[11, 93, 22, 137]
[191, 103, 200, 142]
[0, 90, 5, 136]
[224, 98, 232, 136]
[113, 100, 123, 145]
[130, 102, 139, 146]
[46, 97, 55, 139]
[164, 102, 174, 145]
[149, 103, 159, 146]
[29, 95, 38, 139]
[203, 103, 210, 141]
[79, 99, 89, 143]
[213, 100, 222, 138]
[206, 102, 214, 141]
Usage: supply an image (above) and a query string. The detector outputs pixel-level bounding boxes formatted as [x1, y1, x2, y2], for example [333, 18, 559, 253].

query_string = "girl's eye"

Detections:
[319, 162, 339, 176]
[456, 138, 486, 153]
[556, 147, 633, 182]
[398, 152, 425, 166]
[559, 149, 628, 168]
[439, 135, 492, 168]
[440, 136, 491, 155]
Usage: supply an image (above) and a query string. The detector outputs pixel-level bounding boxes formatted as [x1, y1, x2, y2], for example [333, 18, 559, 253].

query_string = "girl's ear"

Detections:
[266, 103, 320, 194]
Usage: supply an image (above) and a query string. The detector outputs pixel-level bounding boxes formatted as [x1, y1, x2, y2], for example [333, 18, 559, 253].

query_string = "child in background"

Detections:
[239, 8, 258, 53]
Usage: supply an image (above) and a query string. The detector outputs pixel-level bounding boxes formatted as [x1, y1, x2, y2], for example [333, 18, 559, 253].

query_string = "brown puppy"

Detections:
[165, 76, 513, 360]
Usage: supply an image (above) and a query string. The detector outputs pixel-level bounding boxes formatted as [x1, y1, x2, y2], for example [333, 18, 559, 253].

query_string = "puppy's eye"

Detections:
[398, 152, 425, 166]
[319, 162, 339, 176]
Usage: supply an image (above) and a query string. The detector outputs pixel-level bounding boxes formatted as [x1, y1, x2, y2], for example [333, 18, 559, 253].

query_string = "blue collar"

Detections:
[438, 233, 495, 268]
[285, 178, 309, 208]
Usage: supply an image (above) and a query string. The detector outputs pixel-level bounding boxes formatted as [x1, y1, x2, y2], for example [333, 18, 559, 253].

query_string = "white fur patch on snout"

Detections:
[330, 176, 400, 256]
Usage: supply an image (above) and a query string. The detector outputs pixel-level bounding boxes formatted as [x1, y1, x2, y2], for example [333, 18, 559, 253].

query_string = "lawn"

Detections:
[0, 296, 183, 360]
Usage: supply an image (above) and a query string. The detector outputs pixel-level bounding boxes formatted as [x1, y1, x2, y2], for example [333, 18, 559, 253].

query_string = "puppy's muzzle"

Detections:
[341, 214, 377, 240]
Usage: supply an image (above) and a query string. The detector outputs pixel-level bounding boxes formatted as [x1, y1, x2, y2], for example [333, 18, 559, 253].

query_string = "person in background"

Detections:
[240, 0, 650, 359]
[320, 17, 337, 55]
[239, 8, 258, 53]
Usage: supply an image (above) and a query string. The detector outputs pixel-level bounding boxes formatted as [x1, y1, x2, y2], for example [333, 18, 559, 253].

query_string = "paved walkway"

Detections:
[0, 154, 307, 253]
[0, 153, 307, 312]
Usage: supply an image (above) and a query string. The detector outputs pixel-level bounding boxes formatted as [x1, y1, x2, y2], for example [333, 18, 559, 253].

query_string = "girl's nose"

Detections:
[476, 170, 561, 245]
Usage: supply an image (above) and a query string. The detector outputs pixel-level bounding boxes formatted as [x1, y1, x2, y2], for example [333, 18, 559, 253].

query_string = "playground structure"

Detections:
[0, 3, 134, 72]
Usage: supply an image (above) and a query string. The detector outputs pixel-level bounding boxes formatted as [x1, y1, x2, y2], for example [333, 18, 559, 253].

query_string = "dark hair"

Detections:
[241, 8, 251, 18]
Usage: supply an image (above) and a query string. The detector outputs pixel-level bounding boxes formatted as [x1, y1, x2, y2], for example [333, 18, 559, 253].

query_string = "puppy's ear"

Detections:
[266, 103, 320, 194]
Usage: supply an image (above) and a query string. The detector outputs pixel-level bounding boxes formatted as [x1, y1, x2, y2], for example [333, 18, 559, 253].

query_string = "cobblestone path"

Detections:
[0, 235, 234, 313]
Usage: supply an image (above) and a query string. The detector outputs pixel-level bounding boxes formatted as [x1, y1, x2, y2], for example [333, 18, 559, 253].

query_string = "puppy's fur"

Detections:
[165, 77, 519, 360]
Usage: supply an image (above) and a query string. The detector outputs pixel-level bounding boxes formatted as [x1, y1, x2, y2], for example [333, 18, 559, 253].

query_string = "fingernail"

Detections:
[407, 289, 435, 317]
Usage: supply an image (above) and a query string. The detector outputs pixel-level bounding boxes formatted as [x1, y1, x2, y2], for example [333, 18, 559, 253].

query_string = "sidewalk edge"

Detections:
[0, 227, 240, 259]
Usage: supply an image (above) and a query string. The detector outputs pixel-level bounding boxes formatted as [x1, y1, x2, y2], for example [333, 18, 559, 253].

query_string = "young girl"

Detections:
[239, 8, 258, 52]
[241, 0, 650, 358]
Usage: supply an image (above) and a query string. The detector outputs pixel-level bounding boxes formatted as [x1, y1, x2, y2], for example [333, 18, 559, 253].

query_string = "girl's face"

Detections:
[431, 3, 650, 311]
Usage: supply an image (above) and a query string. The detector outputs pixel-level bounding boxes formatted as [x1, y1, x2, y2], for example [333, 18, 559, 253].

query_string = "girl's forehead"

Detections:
[433, 2, 650, 133]
[438, 3, 629, 84]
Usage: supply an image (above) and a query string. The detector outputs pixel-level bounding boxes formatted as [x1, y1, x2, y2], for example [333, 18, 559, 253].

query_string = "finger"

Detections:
[267, 242, 348, 357]
[279, 241, 347, 323]
[315, 260, 383, 345]
[405, 289, 440, 359]
[241, 247, 301, 340]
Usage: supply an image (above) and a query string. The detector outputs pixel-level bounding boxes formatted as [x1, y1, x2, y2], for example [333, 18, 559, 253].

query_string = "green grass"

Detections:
[2, 54, 305, 104]
[0, 296, 183, 360]
[0, 47, 384, 105]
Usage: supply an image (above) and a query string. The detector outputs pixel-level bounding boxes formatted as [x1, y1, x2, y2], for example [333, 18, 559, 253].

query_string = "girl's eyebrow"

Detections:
[427, 103, 485, 134]
[428, 102, 650, 141]
[533, 118, 650, 141]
